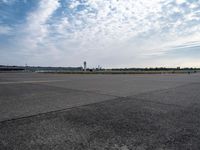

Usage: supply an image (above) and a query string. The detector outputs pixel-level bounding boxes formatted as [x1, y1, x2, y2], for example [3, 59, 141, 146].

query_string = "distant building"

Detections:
[84, 61, 87, 71]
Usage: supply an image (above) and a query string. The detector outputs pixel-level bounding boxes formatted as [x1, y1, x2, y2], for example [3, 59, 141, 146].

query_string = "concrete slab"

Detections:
[9, 73, 200, 97]
[132, 83, 200, 107]
[1, 73, 200, 122]
[1, 93, 200, 149]
[1, 73, 200, 149]
[0, 83, 115, 122]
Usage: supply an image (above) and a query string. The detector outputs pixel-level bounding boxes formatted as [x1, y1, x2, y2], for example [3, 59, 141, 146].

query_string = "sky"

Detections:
[0, 0, 200, 68]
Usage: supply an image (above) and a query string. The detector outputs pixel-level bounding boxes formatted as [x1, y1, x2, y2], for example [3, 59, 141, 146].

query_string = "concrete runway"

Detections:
[1, 72, 200, 149]
[0, 72, 200, 122]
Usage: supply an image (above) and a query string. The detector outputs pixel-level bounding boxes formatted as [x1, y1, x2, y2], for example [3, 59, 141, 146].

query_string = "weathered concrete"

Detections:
[0, 73, 200, 122]
[1, 73, 200, 149]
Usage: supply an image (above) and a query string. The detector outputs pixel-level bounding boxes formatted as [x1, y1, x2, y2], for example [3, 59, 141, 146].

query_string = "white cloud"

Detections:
[45, 0, 200, 67]
[55, 0, 166, 51]
[4, 0, 200, 67]
[54, 0, 200, 56]
[69, 0, 80, 9]
[176, 0, 186, 5]
[21, 0, 60, 49]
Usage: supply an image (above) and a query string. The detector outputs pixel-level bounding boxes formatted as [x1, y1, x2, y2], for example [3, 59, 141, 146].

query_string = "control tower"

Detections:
[83, 61, 87, 71]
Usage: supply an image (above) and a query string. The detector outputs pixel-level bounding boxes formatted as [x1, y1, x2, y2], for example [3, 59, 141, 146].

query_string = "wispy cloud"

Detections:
[0, 0, 15, 4]
[22, 0, 60, 48]
[0, 25, 12, 35]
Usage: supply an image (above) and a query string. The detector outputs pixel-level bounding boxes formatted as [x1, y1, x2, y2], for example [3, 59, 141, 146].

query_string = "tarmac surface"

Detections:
[0, 72, 200, 149]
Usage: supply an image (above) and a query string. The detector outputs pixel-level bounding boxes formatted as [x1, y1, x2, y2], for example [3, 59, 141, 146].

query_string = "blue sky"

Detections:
[0, 0, 200, 68]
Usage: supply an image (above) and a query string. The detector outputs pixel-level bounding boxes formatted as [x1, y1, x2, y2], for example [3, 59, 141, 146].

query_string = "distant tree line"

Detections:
[0, 65, 200, 72]
[0, 65, 83, 72]
[110, 67, 200, 71]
